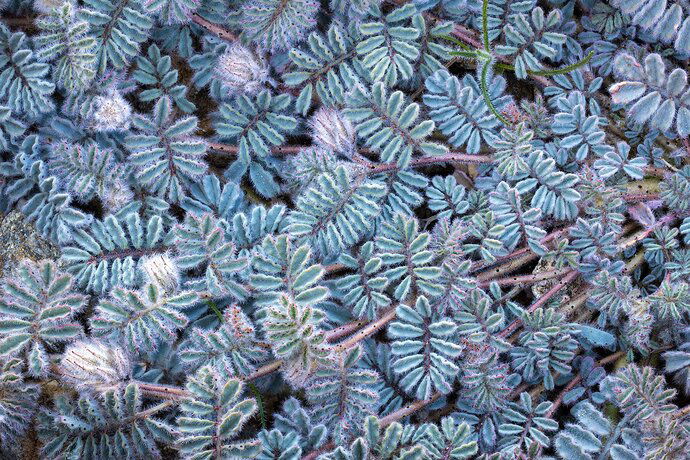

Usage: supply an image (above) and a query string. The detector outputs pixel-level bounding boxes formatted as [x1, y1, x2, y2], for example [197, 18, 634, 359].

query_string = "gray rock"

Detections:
[0, 211, 60, 277]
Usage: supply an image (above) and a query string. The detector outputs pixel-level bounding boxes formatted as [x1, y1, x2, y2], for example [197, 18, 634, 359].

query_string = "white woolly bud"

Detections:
[214, 44, 270, 96]
[141, 254, 179, 293]
[100, 184, 135, 214]
[59, 339, 132, 393]
[90, 91, 132, 132]
[309, 107, 356, 157]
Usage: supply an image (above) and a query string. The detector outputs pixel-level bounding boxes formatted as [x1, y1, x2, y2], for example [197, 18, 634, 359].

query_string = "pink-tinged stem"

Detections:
[622, 192, 660, 203]
[365, 153, 494, 175]
[302, 443, 335, 460]
[545, 351, 624, 418]
[479, 268, 574, 288]
[498, 270, 579, 339]
[230, 312, 395, 384]
[451, 24, 483, 50]
[645, 166, 668, 178]
[207, 142, 304, 155]
[619, 213, 676, 250]
[470, 227, 570, 273]
[325, 319, 369, 343]
[379, 392, 444, 427]
[324, 263, 346, 273]
[137, 382, 191, 400]
[333, 308, 397, 352]
[207, 142, 494, 168]
[677, 404, 690, 418]
[191, 14, 237, 41]
[243, 360, 283, 381]
[475, 252, 540, 284]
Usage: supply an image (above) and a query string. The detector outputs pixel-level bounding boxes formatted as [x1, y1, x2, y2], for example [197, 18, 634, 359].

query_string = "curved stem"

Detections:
[619, 213, 676, 250]
[480, 62, 509, 125]
[530, 51, 594, 77]
[247, 382, 266, 429]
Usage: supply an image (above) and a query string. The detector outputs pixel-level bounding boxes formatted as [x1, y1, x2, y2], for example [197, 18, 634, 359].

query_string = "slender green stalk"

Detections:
[480, 62, 509, 125]
[205, 299, 223, 322]
[482, 0, 491, 52]
[531, 51, 594, 76]
[492, 51, 595, 77]
[247, 382, 266, 429]
[442, 35, 474, 51]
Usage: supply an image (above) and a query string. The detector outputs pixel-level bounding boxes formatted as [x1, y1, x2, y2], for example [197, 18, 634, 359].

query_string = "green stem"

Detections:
[247, 382, 266, 429]
[530, 51, 594, 77]
[482, 0, 491, 52]
[205, 299, 223, 322]
[492, 52, 594, 78]
[442, 35, 474, 51]
[494, 62, 515, 72]
[480, 62, 509, 125]
[449, 50, 482, 59]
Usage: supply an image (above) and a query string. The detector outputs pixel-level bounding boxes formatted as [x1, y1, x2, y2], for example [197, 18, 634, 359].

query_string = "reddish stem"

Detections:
[207, 142, 494, 169]
[622, 192, 660, 203]
[243, 359, 283, 381]
[332, 308, 397, 352]
[324, 263, 346, 273]
[379, 392, 444, 426]
[365, 152, 494, 175]
[191, 14, 237, 41]
[479, 268, 573, 288]
[470, 227, 569, 273]
[207, 142, 304, 155]
[619, 213, 676, 250]
[498, 270, 579, 339]
[302, 443, 335, 460]
[302, 392, 444, 459]
[545, 351, 624, 417]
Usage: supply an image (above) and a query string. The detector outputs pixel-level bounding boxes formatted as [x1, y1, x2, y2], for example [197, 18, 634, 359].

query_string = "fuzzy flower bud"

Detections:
[89, 91, 132, 132]
[309, 107, 356, 157]
[214, 44, 270, 96]
[100, 185, 135, 214]
[141, 253, 179, 294]
[58, 339, 132, 394]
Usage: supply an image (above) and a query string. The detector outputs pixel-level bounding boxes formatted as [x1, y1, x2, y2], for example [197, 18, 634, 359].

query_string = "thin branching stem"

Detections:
[498, 269, 578, 339]
[191, 14, 237, 41]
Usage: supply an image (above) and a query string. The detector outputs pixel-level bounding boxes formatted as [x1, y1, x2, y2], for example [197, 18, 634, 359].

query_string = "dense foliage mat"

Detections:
[1, 0, 690, 458]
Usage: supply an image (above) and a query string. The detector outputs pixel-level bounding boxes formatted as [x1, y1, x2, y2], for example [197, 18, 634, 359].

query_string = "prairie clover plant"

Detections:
[1, 0, 690, 458]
